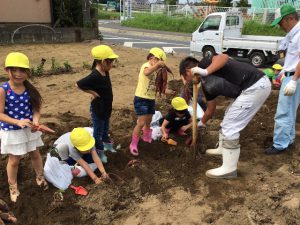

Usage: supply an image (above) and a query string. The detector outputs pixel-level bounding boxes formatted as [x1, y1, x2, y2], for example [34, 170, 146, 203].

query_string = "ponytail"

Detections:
[92, 59, 102, 70]
[24, 69, 42, 112]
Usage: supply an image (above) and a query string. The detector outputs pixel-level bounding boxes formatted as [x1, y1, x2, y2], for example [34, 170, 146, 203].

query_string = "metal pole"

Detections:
[119, 0, 122, 24]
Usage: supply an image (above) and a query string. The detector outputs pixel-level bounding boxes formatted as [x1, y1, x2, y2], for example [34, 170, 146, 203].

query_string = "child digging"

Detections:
[0, 52, 48, 202]
[130, 47, 167, 156]
[160, 97, 192, 141]
[53, 127, 108, 183]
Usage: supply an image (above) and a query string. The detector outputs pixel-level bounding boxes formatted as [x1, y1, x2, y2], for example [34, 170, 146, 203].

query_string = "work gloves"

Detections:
[284, 79, 297, 96]
[198, 120, 206, 128]
[191, 67, 208, 77]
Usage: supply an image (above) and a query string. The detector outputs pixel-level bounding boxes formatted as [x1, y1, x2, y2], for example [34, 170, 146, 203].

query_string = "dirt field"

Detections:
[0, 42, 299, 225]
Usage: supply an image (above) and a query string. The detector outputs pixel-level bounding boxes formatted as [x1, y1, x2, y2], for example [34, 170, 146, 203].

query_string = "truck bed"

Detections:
[223, 35, 283, 51]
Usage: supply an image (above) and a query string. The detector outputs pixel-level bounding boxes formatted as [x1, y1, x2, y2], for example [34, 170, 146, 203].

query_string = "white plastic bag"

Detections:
[188, 98, 204, 120]
[44, 153, 73, 190]
[150, 111, 163, 128]
[151, 126, 162, 141]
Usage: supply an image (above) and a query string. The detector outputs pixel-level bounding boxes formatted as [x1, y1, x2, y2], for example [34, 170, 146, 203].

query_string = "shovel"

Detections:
[191, 75, 199, 158]
[69, 185, 88, 196]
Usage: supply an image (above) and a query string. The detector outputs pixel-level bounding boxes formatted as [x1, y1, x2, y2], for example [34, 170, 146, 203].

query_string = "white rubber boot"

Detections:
[205, 147, 240, 179]
[206, 132, 223, 155]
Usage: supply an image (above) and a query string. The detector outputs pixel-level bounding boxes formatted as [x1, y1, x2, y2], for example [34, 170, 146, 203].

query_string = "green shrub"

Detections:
[31, 58, 46, 77]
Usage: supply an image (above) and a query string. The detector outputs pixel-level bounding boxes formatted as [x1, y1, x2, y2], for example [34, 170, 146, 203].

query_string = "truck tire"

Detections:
[249, 52, 266, 68]
[202, 46, 216, 59]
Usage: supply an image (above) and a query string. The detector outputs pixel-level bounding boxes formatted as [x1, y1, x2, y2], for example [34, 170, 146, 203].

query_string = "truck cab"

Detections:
[190, 11, 283, 67]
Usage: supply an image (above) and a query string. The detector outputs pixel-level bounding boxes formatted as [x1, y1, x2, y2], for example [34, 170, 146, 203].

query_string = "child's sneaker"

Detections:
[103, 142, 117, 153]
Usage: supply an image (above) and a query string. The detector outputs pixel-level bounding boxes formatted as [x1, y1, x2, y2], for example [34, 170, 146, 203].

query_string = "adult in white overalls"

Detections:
[179, 55, 271, 179]
[265, 5, 300, 155]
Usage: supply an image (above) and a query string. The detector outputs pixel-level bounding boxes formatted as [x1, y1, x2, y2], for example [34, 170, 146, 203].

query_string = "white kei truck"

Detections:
[190, 10, 283, 67]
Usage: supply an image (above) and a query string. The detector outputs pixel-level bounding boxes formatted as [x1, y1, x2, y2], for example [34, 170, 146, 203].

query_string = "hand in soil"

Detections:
[94, 177, 103, 185]
[101, 172, 109, 180]
[0, 198, 17, 224]
[0, 212, 17, 224]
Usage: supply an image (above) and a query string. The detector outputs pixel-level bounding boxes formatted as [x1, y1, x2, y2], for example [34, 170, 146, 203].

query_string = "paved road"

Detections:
[98, 20, 284, 67]
[98, 20, 191, 56]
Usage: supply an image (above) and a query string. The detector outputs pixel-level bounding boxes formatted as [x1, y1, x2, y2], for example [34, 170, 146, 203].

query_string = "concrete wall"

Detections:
[0, 0, 51, 23]
[0, 25, 98, 44]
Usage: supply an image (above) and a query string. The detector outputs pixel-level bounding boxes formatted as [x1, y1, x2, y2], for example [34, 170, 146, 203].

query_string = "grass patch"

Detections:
[98, 10, 120, 20]
[121, 13, 202, 33]
[243, 20, 285, 36]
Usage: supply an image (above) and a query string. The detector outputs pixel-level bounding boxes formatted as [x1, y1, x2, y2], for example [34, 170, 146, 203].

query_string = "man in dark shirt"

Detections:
[180, 54, 271, 179]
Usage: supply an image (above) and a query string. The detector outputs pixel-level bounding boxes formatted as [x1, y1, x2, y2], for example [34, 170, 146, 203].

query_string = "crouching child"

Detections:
[53, 127, 108, 184]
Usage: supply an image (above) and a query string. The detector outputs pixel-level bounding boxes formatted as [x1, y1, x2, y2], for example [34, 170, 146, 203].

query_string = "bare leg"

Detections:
[7, 155, 21, 202]
[7, 155, 20, 185]
[29, 150, 48, 190]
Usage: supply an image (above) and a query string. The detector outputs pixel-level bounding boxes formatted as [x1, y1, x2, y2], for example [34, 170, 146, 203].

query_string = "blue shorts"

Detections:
[134, 96, 155, 116]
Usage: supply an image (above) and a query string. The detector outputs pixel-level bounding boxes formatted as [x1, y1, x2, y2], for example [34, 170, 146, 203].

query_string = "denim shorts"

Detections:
[134, 96, 155, 116]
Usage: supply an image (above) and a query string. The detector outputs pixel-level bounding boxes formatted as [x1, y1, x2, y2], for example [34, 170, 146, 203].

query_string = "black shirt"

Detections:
[198, 57, 264, 101]
[165, 109, 191, 132]
[77, 69, 113, 119]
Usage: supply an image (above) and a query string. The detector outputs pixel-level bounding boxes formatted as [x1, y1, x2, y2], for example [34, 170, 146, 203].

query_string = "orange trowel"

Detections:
[161, 137, 177, 146]
[69, 185, 88, 196]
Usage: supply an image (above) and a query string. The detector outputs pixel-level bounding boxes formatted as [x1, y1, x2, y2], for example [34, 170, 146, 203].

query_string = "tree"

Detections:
[165, 0, 177, 5]
[237, 0, 249, 7]
[52, 0, 83, 27]
[217, 0, 232, 7]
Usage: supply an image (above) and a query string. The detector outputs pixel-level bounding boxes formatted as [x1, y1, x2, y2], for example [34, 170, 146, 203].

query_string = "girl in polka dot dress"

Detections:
[0, 52, 48, 202]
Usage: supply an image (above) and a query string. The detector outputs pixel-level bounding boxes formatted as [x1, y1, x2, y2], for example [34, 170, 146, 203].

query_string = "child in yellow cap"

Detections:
[0, 52, 48, 202]
[263, 64, 283, 88]
[272, 64, 284, 88]
[129, 47, 167, 156]
[160, 97, 192, 141]
[53, 127, 108, 184]
[76, 45, 118, 163]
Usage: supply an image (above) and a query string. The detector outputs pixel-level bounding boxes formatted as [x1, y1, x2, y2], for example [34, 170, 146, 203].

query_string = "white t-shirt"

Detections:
[54, 127, 94, 161]
[283, 21, 300, 73]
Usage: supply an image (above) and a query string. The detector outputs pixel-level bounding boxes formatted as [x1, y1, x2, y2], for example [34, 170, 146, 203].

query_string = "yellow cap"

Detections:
[91, 45, 119, 60]
[272, 64, 283, 70]
[70, 128, 95, 152]
[171, 97, 188, 111]
[5, 52, 30, 69]
[149, 47, 166, 61]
